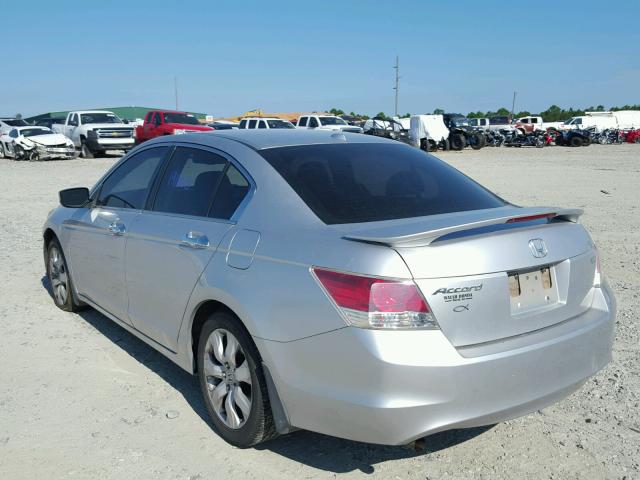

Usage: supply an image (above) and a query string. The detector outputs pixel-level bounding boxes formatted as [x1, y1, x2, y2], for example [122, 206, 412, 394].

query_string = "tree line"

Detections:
[329, 105, 640, 122]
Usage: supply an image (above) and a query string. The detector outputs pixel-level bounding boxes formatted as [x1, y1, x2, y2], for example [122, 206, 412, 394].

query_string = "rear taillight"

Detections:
[506, 213, 556, 223]
[312, 268, 438, 330]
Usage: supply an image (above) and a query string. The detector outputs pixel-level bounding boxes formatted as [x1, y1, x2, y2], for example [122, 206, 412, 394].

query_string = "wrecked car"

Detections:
[0, 126, 76, 161]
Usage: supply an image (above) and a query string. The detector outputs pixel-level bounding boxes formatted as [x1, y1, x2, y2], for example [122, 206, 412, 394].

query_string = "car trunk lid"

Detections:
[342, 206, 597, 347]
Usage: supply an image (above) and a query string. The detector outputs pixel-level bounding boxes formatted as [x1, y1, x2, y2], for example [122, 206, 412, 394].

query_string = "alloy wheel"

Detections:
[203, 328, 253, 429]
[49, 246, 68, 305]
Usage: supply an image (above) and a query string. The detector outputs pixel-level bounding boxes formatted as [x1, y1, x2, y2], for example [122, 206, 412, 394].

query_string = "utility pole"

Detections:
[511, 90, 517, 120]
[174, 77, 179, 110]
[393, 56, 400, 117]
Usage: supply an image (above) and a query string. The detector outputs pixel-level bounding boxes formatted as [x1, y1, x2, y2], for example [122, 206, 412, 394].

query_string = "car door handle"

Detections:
[181, 231, 209, 249]
[107, 221, 126, 236]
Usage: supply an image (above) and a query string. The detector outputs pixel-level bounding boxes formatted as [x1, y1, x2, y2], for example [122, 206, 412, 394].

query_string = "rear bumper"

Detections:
[257, 284, 615, 445]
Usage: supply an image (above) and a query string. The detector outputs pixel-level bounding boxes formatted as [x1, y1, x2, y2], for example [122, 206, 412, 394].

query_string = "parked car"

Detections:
[135, 110, 213, 143]
[296, 114, 363, 133]
[469, 117, 516, 132]
[43, 130, 614, 447]
[238, 118, 295, 129]
[52, 110, 135, 158]
[409, 114, 450, 151]
[514, 116, 564, 134]
[362, 117, 412, 145]
[208, 121, 239, 130]
[35, 117, 67, 130]
[0, 117, 29, 134]
[0, 126, 75, 160]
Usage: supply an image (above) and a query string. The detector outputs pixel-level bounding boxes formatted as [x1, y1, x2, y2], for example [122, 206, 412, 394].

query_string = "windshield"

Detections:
[261, 143, 505, 225]
[3, 119, 29, 127]
[163, 112, 200, 125]
[80, 113, 122, 124]
[450, 117, 469, 127]
[266, 119, 294, 129]
[21, 128, 53, 137]
[319, 117, 347, 126]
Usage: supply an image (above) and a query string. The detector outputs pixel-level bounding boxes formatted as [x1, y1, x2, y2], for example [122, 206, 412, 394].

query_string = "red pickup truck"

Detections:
[135, 110, 213, 143]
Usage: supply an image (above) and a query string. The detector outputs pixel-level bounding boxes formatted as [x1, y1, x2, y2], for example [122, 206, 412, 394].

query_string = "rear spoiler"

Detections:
[342, 208, 583, 247]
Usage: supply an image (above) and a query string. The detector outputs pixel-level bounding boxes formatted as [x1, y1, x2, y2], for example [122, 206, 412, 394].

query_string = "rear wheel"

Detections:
[197, 312, 277, 447]
[440, 138, 450, 151]
[570, 136, 583, 147]
[427, 139, 438, 152]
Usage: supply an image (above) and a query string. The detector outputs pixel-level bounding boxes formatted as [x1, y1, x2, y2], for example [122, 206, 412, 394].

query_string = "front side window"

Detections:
[153, 147, 227, 217]
[267, 119, 294, 129]
[163, 112, 200, 125]
[261, 143, 505, 225]
[81, 113, 122, 124]
[319, 117, 346, 126]
[97, 147, 168, 209]
[9, 129, 18, 138]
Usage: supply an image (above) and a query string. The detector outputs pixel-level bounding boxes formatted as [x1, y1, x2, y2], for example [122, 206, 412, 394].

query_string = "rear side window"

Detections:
[239, 119, 247, 129]
[153, 147, 227, 217]
[261, 143, 505, 225]
[309, 117, 319, 127]
[258, 120, 267, 129]
[209, 164, 250, 219]
[97, 147, 168, 209]
[248, 119, 257, 129]
[298, 117, 308, 127]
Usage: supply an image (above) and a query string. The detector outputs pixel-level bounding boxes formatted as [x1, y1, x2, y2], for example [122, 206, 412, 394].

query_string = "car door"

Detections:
[66, 114, 79, 145]
[124, 145, 251, 351]
[64, 146, 169, 322]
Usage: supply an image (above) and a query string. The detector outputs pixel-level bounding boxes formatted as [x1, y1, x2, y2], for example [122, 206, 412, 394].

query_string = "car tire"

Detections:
[440, 138, 450, 151]
[470, 132, 485, 150]
[46, 238, 84, 312]
[427, 140, 438, 152]
[450, 133, 466, 150]
[197, 311, 277, 448]
[583, 137, 592, 146]
[0, 143, 5, 158]
[80, 140, 94, 159]
[570, 136, 583, 147]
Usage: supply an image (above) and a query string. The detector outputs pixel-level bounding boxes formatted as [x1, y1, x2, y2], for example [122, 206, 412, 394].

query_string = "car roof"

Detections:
[164, 129, 391, 150]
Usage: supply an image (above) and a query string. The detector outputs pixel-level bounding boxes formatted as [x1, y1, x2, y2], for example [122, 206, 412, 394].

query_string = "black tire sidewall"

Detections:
[197, 312, 272, 447]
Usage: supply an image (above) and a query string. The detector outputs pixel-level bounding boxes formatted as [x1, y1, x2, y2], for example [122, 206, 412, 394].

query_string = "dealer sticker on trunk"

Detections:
[432, 284, 483, 303]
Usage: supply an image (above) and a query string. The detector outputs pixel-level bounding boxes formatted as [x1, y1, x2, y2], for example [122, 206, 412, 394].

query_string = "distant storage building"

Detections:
[25, 106, 207, 124]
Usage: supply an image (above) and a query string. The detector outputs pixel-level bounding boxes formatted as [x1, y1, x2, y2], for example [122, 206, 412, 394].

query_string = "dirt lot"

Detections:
[1, 144, 638, 480]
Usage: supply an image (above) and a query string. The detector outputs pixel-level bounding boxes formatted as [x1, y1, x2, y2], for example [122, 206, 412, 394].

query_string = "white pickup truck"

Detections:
[296, 114, 363, 133]
[514, 116, 564, 133]
[52, 110, 135, 158]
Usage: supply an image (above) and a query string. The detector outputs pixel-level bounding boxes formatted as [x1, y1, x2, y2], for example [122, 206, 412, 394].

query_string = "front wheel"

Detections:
[449, 133, 466, 150]
[197, 312, 277, 447]
[570, 136, 583, 147]
[80, 140, 94, 159]
[46, 239, 83, 311]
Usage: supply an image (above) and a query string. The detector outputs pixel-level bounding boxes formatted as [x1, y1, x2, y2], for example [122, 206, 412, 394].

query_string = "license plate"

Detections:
[509, 266, 558, 314]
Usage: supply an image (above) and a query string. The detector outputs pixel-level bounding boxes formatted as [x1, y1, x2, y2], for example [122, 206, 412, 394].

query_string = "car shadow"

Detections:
[41, 275, 494, 474]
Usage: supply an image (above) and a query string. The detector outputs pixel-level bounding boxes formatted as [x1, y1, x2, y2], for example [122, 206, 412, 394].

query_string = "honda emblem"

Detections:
[528, 238, 548, 258]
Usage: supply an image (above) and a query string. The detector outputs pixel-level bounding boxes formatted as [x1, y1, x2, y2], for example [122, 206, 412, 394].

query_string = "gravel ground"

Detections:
[0, 144, 638, 480]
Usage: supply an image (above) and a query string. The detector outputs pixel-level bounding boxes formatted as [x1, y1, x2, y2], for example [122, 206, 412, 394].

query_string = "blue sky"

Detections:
[4, 0, 639, 118]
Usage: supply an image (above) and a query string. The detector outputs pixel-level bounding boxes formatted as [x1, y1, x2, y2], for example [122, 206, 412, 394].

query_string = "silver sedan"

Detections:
[43, 130, 615, 447]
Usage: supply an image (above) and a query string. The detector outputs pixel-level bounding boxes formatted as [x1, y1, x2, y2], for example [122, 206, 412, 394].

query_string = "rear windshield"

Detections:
[260, 143, 505, 224]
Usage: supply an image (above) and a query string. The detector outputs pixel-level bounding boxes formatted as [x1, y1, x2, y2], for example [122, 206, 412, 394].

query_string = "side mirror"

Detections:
[59, 187, 90, 208]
